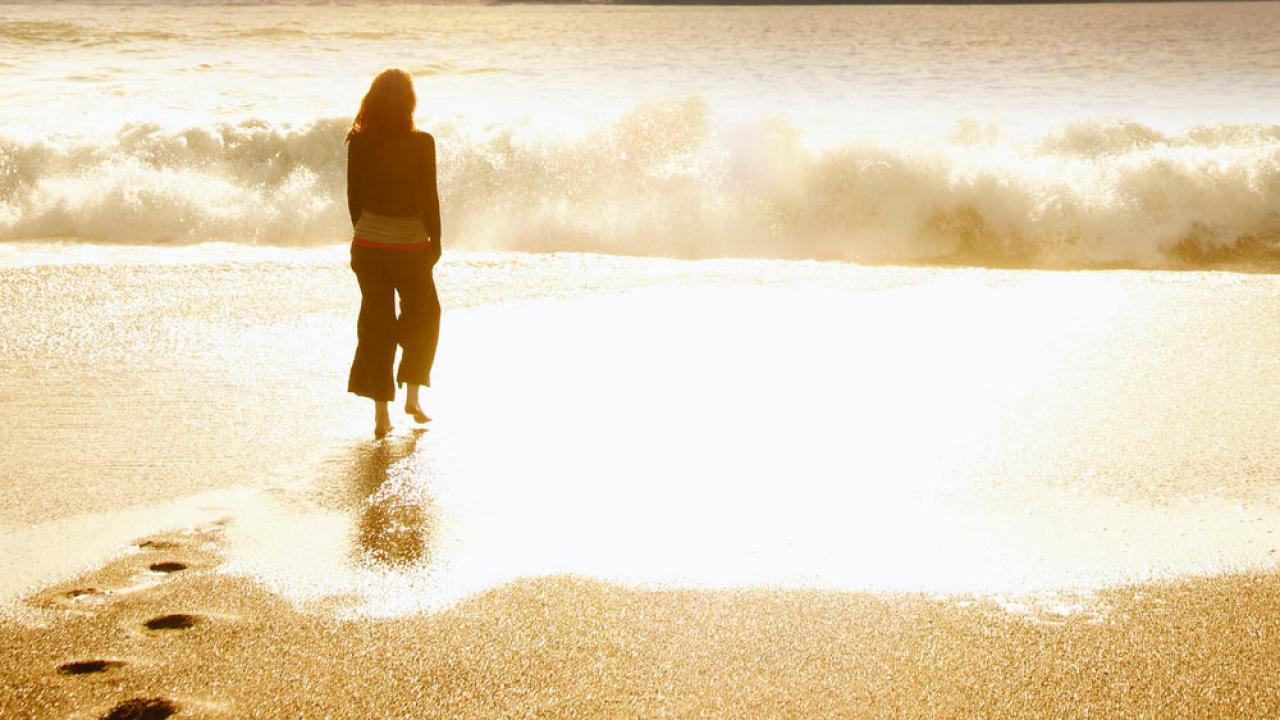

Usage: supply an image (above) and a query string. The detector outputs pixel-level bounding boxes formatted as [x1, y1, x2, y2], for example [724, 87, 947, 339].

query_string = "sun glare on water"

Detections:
[204, 267, 1280, 618]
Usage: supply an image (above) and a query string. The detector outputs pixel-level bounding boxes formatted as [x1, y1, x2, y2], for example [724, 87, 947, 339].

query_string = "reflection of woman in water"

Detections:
[345, 69, 442, 438]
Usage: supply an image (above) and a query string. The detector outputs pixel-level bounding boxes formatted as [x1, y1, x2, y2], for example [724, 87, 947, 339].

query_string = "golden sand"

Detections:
[3, 522, 1278, 719]
[6, 258, 1280, 718]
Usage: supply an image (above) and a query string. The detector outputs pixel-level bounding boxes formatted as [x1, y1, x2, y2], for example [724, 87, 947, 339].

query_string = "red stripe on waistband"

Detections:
[352, 237, 430, 251]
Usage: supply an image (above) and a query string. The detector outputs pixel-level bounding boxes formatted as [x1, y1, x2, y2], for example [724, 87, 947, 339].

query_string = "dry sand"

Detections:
[3, 521, 1278, 719]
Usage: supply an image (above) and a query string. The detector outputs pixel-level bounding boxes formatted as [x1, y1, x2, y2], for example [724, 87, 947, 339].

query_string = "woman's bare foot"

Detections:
[405, 404, 431, 423]
[404, 383, 431, 423]
[374, 401, 393, 438]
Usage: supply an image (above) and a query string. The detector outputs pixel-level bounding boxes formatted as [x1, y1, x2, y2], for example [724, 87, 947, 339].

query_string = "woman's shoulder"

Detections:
[413, 130, 436, 147]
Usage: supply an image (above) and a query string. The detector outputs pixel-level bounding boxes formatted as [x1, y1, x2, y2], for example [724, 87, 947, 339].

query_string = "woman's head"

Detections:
[347, 69, 416, 143]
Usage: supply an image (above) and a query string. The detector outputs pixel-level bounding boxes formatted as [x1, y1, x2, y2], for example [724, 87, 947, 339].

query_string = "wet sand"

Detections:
[3, 522, 1279, 719]
[5, 251, 1280, 717]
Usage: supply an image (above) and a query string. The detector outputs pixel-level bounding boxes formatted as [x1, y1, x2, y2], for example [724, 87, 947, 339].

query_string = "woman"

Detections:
[345, 69, 442, 438]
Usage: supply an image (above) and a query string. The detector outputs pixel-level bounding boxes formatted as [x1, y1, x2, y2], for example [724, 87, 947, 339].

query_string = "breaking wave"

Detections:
[3, 100, 1279, 269]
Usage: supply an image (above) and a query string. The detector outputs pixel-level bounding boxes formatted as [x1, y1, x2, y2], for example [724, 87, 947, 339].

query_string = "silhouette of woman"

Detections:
[345, 69, 442, 438]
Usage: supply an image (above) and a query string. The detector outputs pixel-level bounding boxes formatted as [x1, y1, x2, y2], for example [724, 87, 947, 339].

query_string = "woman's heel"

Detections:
[405, 404, 431, 424]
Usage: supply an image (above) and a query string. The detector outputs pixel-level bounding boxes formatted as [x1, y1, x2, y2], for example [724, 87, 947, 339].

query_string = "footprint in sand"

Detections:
[143, 613, 199, 631]
[64, 587, 109, 601]
[49, 558, 185, 606]
[58, 659, 127, 675]
[99, 697, 178, 720]
[134, 519, 226, 552]
[135, 539, 185, 551]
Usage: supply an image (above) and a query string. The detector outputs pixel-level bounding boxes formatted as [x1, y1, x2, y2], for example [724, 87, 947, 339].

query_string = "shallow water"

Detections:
[4, 247, 1280, 616]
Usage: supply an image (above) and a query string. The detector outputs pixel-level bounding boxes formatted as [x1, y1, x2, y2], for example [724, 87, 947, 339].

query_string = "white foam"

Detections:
[2, 107, 1278, 267]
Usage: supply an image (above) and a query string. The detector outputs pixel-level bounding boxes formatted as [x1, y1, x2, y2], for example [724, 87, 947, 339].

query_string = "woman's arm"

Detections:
[346, 136, 363, 228]
[422, 133, 442, 264]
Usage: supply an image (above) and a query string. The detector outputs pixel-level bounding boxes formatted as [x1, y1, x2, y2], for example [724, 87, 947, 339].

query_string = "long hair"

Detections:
[346, 69, 416, 144]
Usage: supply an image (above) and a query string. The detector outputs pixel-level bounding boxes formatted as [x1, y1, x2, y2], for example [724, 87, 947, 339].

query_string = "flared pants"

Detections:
[347, 242, 440, 402]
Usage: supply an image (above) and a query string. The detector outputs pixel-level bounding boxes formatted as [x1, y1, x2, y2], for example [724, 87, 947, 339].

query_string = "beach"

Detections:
[6, 553, 1280, 718]
[4, 0, 1280, 715]
[4, 249, 1280, 716]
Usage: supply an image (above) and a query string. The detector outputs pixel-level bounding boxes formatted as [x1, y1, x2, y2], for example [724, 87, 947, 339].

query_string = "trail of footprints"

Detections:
[46, 524, 228, 719]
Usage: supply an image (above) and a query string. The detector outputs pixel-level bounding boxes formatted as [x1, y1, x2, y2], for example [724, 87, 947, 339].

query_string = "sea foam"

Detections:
[2, 101, 1278, 268]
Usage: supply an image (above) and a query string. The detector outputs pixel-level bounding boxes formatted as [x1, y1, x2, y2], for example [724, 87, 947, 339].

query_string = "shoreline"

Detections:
[3, 241, 1280, 279]
[5, 253, 1280, 716]
[4, 519, 1279, 718]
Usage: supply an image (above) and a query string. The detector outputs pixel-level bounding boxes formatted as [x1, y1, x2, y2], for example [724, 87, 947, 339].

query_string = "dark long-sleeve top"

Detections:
[346, 130, 442, 259]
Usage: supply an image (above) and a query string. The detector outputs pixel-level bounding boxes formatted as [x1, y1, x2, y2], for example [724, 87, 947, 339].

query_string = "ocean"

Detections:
[2, 1, 1278, 265]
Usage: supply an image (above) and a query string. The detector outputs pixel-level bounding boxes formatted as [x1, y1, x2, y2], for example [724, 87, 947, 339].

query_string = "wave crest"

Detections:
[3, 104, 1279, 269]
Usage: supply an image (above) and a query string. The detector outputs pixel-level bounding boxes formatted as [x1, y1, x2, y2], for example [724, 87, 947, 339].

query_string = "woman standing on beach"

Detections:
[345, 69, 442, 438]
